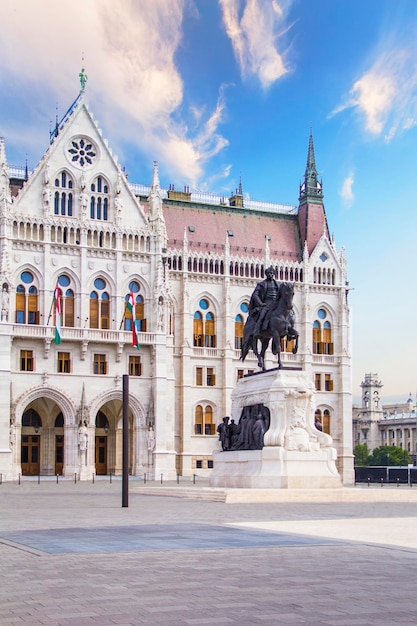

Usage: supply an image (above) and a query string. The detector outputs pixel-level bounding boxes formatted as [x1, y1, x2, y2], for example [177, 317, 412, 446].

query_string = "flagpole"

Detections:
[46, 288, 56, 326]
[119, 301, 127, 330]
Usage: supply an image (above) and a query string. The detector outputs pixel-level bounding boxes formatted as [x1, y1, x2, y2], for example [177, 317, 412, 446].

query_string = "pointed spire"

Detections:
[148, 160, 166, 242]
[303, 240, 309, 262]
[0, 137, 11, 205]
[306, 128, 317, 177]
[238, 174, 243, 196]
[80, 383, 86, 410]
[299, 128, 323, 205]
[151, 160, 160, 190]
[0, 137, 7, 167]
[265, 234, 271, 268]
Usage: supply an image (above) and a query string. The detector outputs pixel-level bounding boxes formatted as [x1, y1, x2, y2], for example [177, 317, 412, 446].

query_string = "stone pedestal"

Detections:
[209, 368, 341, 489]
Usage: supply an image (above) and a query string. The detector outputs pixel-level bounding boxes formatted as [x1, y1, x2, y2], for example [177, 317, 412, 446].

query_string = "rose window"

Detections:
[68, 138, 96, 167]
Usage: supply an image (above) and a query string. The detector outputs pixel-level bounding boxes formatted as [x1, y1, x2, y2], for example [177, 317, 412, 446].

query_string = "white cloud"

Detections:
[332, 45, 417, 141]
[340, 173, 354, 207]
[219, 0, 291, 89]
[0, 0, 229, 185]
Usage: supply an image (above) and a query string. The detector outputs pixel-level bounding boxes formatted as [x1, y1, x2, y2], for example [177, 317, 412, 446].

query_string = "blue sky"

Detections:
[1, 0, 417, 404]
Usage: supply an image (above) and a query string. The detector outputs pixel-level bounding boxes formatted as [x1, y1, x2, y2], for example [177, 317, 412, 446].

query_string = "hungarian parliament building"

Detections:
[0, 77, 353, 484]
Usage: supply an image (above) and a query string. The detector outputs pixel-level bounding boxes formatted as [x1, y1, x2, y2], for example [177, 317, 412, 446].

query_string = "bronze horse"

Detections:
[240, 282, 299, 370]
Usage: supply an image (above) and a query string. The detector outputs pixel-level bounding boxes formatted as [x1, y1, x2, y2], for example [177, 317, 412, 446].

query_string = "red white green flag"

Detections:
[53, 286, 62, 344]
[126, 292, 140, 350]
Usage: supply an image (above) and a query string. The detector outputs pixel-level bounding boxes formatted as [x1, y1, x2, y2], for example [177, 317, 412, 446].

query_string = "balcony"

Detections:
[9, 324, 156, 345]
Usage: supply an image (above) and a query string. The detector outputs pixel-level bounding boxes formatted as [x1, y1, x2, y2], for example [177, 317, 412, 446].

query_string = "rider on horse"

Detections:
[248, 265, 281, 336]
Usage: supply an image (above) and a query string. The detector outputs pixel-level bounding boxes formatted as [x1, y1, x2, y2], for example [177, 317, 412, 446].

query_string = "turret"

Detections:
[298, 130, 329, 254]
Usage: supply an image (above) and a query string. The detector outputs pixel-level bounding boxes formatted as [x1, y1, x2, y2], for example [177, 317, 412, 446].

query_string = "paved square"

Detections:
[1, 480, 417, 625]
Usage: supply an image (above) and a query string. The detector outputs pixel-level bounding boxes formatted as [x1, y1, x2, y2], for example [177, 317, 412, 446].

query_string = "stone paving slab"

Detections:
[0, 523, 341, 555]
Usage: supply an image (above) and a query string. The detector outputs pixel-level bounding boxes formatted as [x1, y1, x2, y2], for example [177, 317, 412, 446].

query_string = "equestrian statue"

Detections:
[240, 266, 299, 370]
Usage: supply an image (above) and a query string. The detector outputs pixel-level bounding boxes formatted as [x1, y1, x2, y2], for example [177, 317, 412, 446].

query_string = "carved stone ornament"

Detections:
[67, 136, 98, 170]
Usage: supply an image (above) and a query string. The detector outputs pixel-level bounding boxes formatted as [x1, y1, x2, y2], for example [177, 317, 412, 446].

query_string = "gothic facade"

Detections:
[0, 83, 354, 484]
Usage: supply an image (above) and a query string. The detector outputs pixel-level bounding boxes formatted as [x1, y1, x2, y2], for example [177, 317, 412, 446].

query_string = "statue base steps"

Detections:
[209, 367, 342, 490]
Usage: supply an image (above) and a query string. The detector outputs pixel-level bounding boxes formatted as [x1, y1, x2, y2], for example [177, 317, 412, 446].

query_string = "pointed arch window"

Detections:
[54, 170, 74, 216]
[315, 408, 331, 435]
[193, 298, 216, 347]
[90, 277, 110, 329]
[235, 314, 244, 350]
[193, 312, 203, 347]
[322, 321, 333, 355]
[124, 281, 146, 332]
[16, 271, 39, 324]
[90, 176, 109, 221]
[312, 321, 321, 354]
[205, 312, 216, 347]
[22, 409, 42, 430]
[312, 308, 333, 355]
[56, 274, 75, 327]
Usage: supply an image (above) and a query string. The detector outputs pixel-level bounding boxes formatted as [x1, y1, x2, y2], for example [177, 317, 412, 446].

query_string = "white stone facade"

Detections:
[0, 90, 354, 484]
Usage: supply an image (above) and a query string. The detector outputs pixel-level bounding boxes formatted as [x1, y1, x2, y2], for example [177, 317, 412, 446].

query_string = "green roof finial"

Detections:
[79, 66, 88, 93]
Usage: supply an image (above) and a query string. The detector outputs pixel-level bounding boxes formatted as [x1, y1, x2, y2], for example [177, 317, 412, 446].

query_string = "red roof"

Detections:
[162, 203, 301, 261]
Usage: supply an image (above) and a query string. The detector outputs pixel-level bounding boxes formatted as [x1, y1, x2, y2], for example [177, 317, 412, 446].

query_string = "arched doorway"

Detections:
[16, 390, 76, 477]
[94, 403, 135, 476]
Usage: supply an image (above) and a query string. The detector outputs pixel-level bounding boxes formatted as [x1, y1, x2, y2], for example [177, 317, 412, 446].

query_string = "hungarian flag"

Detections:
[127, 293, 140, 350]
[53, 286, 62, 344]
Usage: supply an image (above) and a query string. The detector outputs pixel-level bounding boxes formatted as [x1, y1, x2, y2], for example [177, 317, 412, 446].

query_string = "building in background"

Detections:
[0, 74, 353, 483]
[353, 373, 417, 461]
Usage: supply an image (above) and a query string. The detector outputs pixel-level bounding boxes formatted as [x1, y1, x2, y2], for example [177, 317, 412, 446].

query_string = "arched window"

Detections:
[56, 274, 75, 327]
[313, 308, 333, 355]
[54, 170, 74, 216]
[235, 314, 244, 350]
[96, 411, 109, 432]
[90, 277, 110, 329]
[315, 408, 331, 435]
[124, 281, 146, 332]
[193, 312, 203, 346]
[312, 321, 321, 354]
[194, 404, 215, 435]
[15, 271, 39, 324]
[193, 298, 216, 347]
[55, 413, 64, 427]
[22, 409, 42, 430]
[205, 312, 216, 347]
[322, 409, 331, 434]
[322, 321, 333, 355]
[90, 176, 109, 221]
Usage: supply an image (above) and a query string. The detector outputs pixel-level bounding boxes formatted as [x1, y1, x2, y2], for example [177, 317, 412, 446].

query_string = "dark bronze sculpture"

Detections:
[240, 266, 298, 370]
[218, 405, 270, 451]
[217, 416, 231, 451]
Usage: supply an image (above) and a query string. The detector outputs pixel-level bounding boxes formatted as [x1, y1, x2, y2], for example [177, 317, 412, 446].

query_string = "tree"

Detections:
[353, 443, 370, 466]
[368, 445, 410, 466]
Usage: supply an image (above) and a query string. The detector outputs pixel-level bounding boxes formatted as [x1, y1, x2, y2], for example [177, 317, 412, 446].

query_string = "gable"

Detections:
[11, 100, 147, 230]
